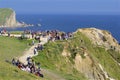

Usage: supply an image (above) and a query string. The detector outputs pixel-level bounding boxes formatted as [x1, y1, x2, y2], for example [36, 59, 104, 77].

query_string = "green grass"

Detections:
[108, 49, 120, 63]
[0, 61, 39, 80]
[74, 32, 120, 80]
[34, 31, 120, 80]
[0, 36, 27, 61]
[0, 36, 45, 80]
[0, 8, 13, 26]
[0, 30, 120, 80]
[89, 47, 120, 79]
[34, 40, 87, 80]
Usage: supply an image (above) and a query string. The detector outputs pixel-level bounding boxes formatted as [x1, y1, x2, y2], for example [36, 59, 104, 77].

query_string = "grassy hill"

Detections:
[33, 41, 87, 80]
[0, 29, 120, 80]
[0, 36, 65, 80]
[0, 8, 13, 26]
[0, 36, 43, 80]
[33, 31, 120, 80]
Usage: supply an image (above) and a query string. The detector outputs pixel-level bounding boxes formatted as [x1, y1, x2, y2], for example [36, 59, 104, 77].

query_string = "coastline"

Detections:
[0, 22, 34, 28]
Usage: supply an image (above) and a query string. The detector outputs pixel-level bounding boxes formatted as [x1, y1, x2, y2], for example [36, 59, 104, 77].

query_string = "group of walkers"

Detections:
[36, 44, 44, 51]
[12, 57, 43, 78]
[33, 43, 44, 55]
[11, 35, 45, 77]
[23, 29, 73, 41]
[9, 29, 73, 78]
[46, 30, 73, 41]
[0, 29, 73, 42]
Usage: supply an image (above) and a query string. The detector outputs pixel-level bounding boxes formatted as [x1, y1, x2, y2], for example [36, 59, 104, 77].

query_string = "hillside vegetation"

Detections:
[34, 29, 120, 80]
[34, 41, 87, 80]
[0, 28, 120, 80]
[0, 8, 13, 26]
[0, 36, 43, 80]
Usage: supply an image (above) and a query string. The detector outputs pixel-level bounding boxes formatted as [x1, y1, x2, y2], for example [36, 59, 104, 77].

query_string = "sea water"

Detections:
[0, 14, 120, 42]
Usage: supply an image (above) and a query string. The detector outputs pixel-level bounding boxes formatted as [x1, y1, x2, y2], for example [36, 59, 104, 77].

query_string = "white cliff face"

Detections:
[5, 11, 17, 27]
[0, 8, 25, 27]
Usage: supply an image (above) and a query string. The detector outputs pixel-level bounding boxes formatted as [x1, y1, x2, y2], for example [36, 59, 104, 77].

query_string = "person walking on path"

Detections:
[34, 47, 38, 55]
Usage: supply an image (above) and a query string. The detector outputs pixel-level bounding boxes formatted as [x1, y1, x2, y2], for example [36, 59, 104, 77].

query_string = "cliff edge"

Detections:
[77, 28, 120, 51]
[0, 8, 26, 27]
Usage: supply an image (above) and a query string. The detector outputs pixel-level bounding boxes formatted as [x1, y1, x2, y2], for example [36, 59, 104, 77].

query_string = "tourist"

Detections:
[8, 32, 10, 37]
[25, 65, 31, 72]
[32, 39, 35, 45]
[37, 62, 41, 69]
[34, 47, 38, 55]
[12, 58, 16, 66]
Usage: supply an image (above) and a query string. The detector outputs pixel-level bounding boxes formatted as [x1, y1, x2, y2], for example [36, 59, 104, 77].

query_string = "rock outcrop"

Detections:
[0, 8, 18, 27]
[62, 47, 108, 80]
[0, 8, 29, 27]
[77, 28, 120, 51]
[4, 10, 17, 27]
[61, 28, 120, 80]
[74, 53, 106, 80]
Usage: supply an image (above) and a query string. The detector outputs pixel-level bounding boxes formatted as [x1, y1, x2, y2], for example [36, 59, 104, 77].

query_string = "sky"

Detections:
[0, 0, 119, 15]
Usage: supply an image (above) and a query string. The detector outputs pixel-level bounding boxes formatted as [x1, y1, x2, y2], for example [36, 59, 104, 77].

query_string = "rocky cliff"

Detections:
[5, 10, 17, 27]
[0, 8, 18, 27]
[71, 28, 120, 80]
[77, 28, 120, 52]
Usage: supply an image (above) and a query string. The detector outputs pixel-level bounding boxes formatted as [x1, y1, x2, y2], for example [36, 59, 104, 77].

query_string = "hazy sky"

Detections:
[0, 0, 119, 14]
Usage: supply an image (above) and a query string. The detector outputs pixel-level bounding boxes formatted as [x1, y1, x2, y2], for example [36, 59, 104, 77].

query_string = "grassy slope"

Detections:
[34, 32, 120, 80]
[34, 41, 87, 80]
[0, 31, 120, 80]
[0, 36, 44, 80]
[73, 32, 120, 79]
[0, 8, 13, 25]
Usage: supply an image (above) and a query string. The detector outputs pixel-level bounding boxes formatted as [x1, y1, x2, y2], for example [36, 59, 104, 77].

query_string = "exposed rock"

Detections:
[74, 52, 115, 80]
[0, 8, 30, 27]
[4, 11, 17, 27]
[61, 28, 119, 80]
[77, 28, 120, 52]
[0, 8, 17, 27]
[62, 43, 71, 57]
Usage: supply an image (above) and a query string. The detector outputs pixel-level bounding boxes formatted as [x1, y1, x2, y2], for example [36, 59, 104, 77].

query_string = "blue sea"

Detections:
[0, 14, 120, 42]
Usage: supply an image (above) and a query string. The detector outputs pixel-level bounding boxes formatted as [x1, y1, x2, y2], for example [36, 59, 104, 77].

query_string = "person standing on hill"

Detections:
[34, 47, 38, 55]
[12, 58, 16, 66]
[32, 39, 35, 45]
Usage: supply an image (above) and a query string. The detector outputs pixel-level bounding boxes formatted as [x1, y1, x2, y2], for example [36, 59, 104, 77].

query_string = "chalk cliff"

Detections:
[0, 8, 26, 27]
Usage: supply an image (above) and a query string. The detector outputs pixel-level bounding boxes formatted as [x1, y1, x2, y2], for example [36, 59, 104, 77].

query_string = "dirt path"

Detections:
[19, 36, 66, 80]
[19, 36, 48, 65]
[19, 43, 38, 64]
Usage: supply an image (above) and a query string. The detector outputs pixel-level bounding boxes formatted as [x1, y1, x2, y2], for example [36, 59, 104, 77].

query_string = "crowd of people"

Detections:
[0, 28, 7, 35]
[0, 29, 73, 42]
[9, 29, 73, 78]
[45, 30, 73, 41]
[12, 57, 43, 78]
[36, 44, 44, 51]
[23, 29, 73, 39]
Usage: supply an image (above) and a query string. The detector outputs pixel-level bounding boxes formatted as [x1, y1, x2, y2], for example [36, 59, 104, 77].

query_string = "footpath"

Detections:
[19, 36, 65, 80]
